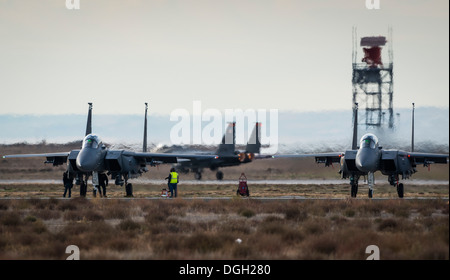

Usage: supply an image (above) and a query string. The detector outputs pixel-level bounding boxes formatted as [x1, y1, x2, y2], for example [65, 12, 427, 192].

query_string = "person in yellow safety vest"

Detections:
[165, 167, 179, 198]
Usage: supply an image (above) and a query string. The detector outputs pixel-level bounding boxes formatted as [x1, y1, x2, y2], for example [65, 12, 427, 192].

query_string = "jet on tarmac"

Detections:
[172, 122, 263, 180]
[2, 103, 219, 197]
[273, 103, 448, 198]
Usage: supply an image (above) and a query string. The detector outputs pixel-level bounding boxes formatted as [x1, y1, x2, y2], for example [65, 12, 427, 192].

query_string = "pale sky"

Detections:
[0, 0, 448, 116]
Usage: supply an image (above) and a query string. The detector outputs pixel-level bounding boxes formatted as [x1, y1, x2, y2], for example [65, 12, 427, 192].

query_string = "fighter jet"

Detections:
[274, 103, 448, 198]
[173, 122, 263, 180]
[2, 103, 218, 197]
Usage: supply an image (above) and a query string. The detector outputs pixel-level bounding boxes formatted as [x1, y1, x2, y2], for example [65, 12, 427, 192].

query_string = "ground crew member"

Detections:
[165, 168, 179, 198]
[63, 171, 73, 198]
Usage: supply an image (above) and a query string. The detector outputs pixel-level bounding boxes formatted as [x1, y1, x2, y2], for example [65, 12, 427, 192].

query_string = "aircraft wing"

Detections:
[2, 152, 70, 166]
[408, 152, 449, 165]
[270, 152, 344, 166]
[271, 152, 343, 159]
[2, 152, 70, 159]
[129, 152, 219, 164]
[3, 152, 70, 158]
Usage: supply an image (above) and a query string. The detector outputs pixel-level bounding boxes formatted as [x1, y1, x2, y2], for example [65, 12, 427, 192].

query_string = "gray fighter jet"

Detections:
[274, 103, 448, 198]
[172, 122, 262, 180]
[2, 103, 218, 197]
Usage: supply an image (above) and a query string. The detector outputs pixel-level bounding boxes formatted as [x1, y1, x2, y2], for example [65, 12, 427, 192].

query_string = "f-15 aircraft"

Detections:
[172, 122, 262, 180]
[274, 103, 448, 198]
[2, 103, 218, 197]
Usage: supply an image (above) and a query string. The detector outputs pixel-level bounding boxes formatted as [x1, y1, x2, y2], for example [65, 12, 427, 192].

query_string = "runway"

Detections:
[1, 179, 447, 200]
[0, 196, 448, 201]
[0, 179, 448, 185]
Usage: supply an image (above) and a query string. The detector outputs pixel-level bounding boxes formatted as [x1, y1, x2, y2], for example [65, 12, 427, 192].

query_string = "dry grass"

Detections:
[0, 198, 448, 260]
[0, 143, 448, 260]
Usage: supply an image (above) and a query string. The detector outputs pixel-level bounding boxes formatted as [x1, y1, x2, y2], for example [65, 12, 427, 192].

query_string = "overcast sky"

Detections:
[0, 0, 448, 116]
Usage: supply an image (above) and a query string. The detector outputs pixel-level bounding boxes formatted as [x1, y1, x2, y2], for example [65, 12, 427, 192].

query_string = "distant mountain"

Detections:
[0, 107, 448, 153]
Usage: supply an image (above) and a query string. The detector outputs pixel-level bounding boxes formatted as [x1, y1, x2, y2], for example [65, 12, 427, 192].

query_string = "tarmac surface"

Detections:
[0, 179, 448, 185]
[0, 195, 448, 201]
[1, 179, 447, 200]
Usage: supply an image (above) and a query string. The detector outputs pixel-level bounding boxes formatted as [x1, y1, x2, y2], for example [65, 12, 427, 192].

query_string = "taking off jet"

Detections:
[274, 103, 448, 198]
[172, 122, 262, 180]
[2, 103, 218, 197]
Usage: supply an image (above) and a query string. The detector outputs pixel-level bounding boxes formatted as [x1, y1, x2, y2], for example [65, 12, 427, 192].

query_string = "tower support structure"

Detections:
[352, 28, 394, 129]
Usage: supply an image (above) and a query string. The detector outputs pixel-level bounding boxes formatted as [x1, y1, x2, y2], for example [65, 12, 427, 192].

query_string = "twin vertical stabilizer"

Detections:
[411, 103, 415, 152]
[217, 122, 236, 156]
[85, 103, 93, 136]
[143, 102, 148, 153]
[246, 122, 262, 153]
[351, 103, 358, 150]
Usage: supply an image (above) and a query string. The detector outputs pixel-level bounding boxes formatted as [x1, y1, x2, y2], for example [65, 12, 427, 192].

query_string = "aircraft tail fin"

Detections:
[411, 103, 415, 152]
[351, 103, 358, 150]
[245, 122, 261, 153]
[85, 103, 93, 136]
[143, 102, 148, 153]
[217, 122, 235, 156]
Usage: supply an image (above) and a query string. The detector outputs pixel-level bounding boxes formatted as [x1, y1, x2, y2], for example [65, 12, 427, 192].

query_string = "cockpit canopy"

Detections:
[360, 133, 378, 149]
[82, 134, 102, 149]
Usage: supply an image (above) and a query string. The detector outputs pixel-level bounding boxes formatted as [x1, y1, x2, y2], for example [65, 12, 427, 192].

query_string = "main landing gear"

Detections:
[216, 170, 224, 180]
[193, 170, 224, 180]
[350, 175, 359, 198]
[349, 173, 375, 198]
[115, 174, 134, 197]
[125, 183, 133, 197]
[351, 174, 405, 199]
[396, 183, 404, 198]
[388, 174, 404, 198]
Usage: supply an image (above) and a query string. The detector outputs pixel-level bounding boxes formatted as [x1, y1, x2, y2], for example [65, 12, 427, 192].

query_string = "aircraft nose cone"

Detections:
[76, 150, 97, 172]
[356, 149, 378, 172]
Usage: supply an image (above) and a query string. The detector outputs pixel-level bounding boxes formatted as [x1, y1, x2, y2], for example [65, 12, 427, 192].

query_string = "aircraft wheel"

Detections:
[216, 171, 224, 180]
[351, 184, 358, 197]
[397, 183, 404, 198]
[125, 183, 134, 197]
[80, 182, 87, 197]
[368, 189, 373, 199]
[194, 172, 202, 180]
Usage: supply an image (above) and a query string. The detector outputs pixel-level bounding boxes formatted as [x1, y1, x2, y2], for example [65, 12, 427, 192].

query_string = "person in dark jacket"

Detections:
[63, 171, 73, 198]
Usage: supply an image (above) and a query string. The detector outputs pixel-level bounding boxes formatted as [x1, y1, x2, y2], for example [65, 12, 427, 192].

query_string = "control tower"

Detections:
[352, 27, 394, 129]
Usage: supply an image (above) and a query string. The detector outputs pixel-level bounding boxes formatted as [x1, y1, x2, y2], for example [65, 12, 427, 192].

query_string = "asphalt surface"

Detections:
[0, 179, 448, 185]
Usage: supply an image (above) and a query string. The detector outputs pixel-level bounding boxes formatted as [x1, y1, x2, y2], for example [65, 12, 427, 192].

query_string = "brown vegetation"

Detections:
[0, 198, 448, 260]
[0, 143, 448, 260]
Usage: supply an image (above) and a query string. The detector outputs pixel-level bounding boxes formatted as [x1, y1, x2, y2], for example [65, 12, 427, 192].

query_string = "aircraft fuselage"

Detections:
[355, 133, 381, 173]
[75, 134, 106, 173]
